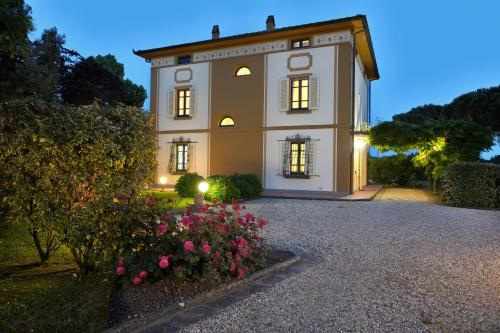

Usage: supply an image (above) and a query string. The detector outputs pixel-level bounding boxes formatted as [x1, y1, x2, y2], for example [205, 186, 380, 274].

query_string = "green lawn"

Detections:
[0, 190, 193, 332]
[143, 189, 194, 211]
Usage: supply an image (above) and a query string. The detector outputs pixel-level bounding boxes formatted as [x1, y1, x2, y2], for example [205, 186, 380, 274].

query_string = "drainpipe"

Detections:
[350, 29, 364, 193]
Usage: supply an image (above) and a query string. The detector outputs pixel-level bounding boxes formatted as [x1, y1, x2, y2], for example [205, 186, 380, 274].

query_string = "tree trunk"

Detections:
[29, 227, 48, 263]
[433, 176, 438, 194]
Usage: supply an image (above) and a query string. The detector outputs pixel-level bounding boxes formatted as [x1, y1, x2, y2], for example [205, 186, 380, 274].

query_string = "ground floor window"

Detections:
[280, 134, 317, 178]
[168, 137, 193, 174]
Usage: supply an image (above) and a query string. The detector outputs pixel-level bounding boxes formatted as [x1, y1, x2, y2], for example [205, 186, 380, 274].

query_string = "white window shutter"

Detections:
[187, 143, 195, 171]
[189, 87, 196, 117]
[279, 78, 289, 112]
[309, 75, 320, 110]
[167, 89, 175, 118]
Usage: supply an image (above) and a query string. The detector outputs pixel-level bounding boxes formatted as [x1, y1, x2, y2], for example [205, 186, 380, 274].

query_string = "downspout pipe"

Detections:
[350, 29, 364, 194]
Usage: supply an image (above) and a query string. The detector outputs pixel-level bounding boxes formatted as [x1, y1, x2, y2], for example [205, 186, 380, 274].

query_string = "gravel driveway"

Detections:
[183, 189, 500, 332]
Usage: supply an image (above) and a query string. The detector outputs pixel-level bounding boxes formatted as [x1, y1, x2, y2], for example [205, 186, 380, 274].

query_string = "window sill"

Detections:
[171, 171, 188, 175]
[283, 174, 310, 179]
[286, 109, 312, 114]
[174, 116, 192, 120]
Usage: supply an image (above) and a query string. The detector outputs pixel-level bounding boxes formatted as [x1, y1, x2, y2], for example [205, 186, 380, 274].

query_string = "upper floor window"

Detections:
[219, 116, 235, 127]
[177, 55, 191, 64]
[176, 89, 190, 117]
[290, 77, 309, 110]
[235, 66, 251, 76]
[291, 39, 310, 49]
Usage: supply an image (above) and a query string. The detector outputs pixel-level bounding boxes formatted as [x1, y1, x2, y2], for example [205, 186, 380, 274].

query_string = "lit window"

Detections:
[290, 141, 306, 175]
[235, 66, 251, 76]
[290, 77, 309, 110]
[291, 39, 310, 49]
[219, 117, 235, 127]
[176, 143, 188, 172]
[177, 55, 191, 64]
[176, 89, 190, 117]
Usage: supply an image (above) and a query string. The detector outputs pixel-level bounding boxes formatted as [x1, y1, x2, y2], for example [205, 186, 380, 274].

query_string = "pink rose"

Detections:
[220, 203, 227, 209]
[226, 252, 232, 259]
[118, 258, 125, 266]
[230, 262, 237, 272]
[258, 218, 267, 229]
[158, 224, 168, 235]
[159, 258, 169, 269]
[199, 205, 208, 213]
[237, 267, 245, 279]
[139, 271, 149, 279]
[182, 216, 192, 227]
[244, 213, 255, 222]
[184, 240, 194, 252]
[202, 243, 211, 254]
[133, 276, 142, 286]
[116, 265, 126, 276]
[214, 251, 221, 258]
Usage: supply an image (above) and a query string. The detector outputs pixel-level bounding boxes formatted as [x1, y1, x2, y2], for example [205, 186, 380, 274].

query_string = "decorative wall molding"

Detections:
[151, 56, 175, 68]
[287, 53, 313, 71]
[174, 68, 193, 83]
[193, 40, 288, 62]
[313, 31, 352, 47]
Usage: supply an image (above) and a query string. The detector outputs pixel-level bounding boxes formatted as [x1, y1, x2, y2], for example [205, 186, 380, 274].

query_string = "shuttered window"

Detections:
[176, 89, 190, 117]
[290, 78, 309, 110]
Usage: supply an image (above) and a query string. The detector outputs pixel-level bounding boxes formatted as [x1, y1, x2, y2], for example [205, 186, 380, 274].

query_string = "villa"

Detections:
[134, 14, 379, 194]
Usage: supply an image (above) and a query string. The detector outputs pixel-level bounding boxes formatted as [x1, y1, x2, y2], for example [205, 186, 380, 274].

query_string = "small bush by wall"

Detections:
[175, 173, 204, 198]
[442, 161, 500, 208]
[369, 154, 425, 186]
[229, 173, 262, 199]
[205, 175, 241, 203]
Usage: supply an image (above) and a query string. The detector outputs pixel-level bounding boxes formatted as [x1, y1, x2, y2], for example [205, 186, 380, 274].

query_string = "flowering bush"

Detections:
[115, 198, 268, 287]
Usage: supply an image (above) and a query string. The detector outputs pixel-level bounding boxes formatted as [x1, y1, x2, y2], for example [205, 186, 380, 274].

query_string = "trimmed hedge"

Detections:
[442, 162, 500, 208]
[369, 154, 425, 186]
[205, 175, 241, 203]
[229, 173, 262, 199]
[174, 173, 204, 198]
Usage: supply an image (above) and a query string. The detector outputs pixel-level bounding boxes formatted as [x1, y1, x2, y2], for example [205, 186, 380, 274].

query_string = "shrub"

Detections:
[442, 161, 500, 208]
[205, 176, 241, 203]
[369, 154, 425, 186]
[229, 173, 262, 199]
[0, 99, 156, 269]
[175, 173, 204, 198]
[115, 199, 268, 286]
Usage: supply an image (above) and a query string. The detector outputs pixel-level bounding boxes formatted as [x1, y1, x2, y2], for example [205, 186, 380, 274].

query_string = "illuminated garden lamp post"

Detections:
[195, 181, 209, 206]
[159, 176, 168, 191]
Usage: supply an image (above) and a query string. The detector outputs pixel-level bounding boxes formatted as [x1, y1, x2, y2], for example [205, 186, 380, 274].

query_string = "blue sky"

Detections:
[29, 0, 500, 157]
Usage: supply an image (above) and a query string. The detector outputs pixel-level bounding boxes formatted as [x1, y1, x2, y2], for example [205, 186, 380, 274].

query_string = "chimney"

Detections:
[266, 15, 275, 31]
[212, 25, 220, 39]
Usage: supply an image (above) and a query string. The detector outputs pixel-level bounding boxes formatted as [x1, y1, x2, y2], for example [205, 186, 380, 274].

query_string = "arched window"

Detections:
[219, 116, 235, 127]
[235, 66, 251, 76]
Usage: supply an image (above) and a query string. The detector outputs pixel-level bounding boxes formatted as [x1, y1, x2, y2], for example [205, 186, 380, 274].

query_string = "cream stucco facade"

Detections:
[135, 15, 379, 194]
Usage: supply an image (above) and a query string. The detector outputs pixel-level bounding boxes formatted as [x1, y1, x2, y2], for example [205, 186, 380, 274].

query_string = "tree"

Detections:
[95, 54, 147, 107]
[0, 99, 156, 270]
[61, 57, 125, 105]
[393, 85, 500, 135]
[370, 120, 493, 191]
[28, 27, 80, 101]
[0, 0, 33, 101]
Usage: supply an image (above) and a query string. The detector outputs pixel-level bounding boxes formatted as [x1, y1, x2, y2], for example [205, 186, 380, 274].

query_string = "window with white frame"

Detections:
[168, 137, 193, 174]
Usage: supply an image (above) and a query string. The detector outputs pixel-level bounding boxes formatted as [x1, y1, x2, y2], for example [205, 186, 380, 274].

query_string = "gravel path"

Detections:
[183, 189, 500, 332]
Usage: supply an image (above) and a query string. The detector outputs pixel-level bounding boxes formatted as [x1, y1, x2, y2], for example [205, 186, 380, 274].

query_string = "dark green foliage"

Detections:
[442, 162, 500, 208]
[94, 54, 125, 79]
[393, 85, 500, 134]
[205, 176, 241, 203]
[369, 154, 425, 186]
[487, 155, 500, 164]
[229, 173, 262, 199]
[123, 78, 147, 107]
[95, 54, 148, 107]
[0, 0, 33, 101]
[175, 173, 204, 198]
[61, 57, 125, 105]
